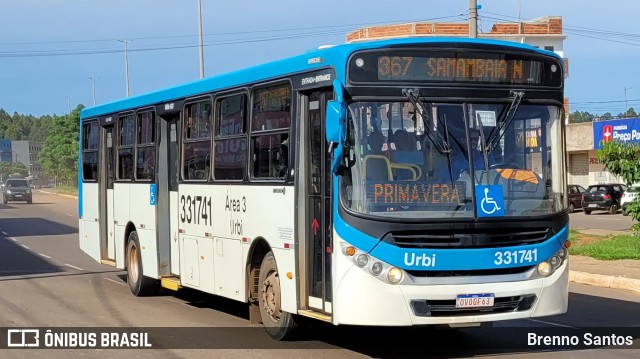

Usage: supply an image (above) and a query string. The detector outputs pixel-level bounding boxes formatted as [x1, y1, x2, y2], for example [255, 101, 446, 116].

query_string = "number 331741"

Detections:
[180, 195, 212, 225]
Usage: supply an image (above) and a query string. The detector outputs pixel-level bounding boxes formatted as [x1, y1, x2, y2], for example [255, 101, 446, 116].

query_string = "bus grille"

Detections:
[383, 227, 551, 249]
[410, 295, 536, 317]
[406, 266, 534, 277]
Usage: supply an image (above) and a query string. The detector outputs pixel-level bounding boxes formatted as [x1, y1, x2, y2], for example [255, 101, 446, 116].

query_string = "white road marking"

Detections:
[104, 277, 127, 286]
[65, 263, 84, 271]
[66, 214, 74, 217]
[8, 237, 17, 242]
[1, 231, 7, 235]
[528, 319, 577, 329]
[39, 253, 52, 259]
[21, 244, 30, 249]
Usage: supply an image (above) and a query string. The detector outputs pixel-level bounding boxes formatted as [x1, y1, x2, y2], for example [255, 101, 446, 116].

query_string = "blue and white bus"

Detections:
[79, 37, 569, 340]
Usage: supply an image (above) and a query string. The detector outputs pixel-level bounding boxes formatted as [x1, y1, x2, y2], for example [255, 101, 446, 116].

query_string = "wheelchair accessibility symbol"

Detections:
[150, 184, 157, 206]
[475, 185, 504, 217]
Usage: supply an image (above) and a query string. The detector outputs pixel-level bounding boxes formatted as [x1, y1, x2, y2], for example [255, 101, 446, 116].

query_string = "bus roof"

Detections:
[80, 37, 560, 120]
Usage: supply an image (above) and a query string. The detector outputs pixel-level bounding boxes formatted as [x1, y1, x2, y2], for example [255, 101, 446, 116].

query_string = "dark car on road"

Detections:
[582, 183, 626, 215]
[2, 178, 33, 204]
[568, 184, 586, 212]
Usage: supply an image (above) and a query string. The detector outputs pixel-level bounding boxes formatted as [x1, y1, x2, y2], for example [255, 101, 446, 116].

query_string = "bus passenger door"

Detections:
[304, 90, 333, 315]
[157, 115, 181, 276]
[99, 125, 116, 263]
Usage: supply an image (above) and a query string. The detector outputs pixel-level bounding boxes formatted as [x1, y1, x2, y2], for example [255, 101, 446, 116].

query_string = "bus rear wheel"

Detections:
[126, 231, 158, 296]
[258, 251, 297, 340]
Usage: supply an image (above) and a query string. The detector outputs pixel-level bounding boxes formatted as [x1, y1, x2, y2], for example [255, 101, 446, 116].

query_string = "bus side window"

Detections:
[117, 115, 135, 180]
[183, 101, 212, 181]
[136, 111, 156, 181]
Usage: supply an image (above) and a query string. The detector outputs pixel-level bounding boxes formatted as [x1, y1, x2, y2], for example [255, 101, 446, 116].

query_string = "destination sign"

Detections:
[349, 49, 562, 87]
[366, 181, 466, 206]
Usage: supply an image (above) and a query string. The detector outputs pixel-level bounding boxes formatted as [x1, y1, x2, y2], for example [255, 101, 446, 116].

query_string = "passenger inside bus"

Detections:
[367, 116, 388, 155]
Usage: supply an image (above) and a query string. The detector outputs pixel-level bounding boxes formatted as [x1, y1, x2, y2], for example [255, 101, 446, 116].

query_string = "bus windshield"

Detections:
[340, 100, 566, 219]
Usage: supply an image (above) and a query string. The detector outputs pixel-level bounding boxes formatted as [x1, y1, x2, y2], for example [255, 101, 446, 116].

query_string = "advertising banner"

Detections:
[593, 118, 640, 149]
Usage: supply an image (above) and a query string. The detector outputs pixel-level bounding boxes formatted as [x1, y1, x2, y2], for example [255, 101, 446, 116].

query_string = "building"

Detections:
[565, 118, 635, 187]
[0, 139, 45, 186]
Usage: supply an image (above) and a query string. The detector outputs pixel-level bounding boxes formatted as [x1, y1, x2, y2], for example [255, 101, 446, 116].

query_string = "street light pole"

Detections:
[66, 96, 72, 114]
[118, 40, 132, 97]
[624, 86, 632, 115]
[197, 0, 205, 78]
[88, 76, 98, 106]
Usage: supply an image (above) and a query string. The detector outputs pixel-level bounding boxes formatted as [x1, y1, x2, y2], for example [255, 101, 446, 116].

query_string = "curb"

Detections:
[37, 190, 78, 200]
[569, 270, 640, 293]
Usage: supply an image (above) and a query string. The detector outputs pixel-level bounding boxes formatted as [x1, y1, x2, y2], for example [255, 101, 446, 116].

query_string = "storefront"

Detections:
[565, 119, 636, 187]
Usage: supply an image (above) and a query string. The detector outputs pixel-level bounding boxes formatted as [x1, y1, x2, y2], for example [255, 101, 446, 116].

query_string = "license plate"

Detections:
[455, 293, 494, 308]
[589, 204, 597, 208]
[15, 195, 22, 198]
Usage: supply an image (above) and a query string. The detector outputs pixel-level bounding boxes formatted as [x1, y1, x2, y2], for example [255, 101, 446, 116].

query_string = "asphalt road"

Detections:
[0, 192, 638, 358]
[569, 210, 635, 232]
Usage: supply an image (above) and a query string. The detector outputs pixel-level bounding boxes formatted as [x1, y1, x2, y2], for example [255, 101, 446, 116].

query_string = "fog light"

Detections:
[370, 262, 383, 275]
[549, 255, 562, 268]
[387, 267, 403, 284]
[355, 254, 369, 267]
[537, 261, 553, 277]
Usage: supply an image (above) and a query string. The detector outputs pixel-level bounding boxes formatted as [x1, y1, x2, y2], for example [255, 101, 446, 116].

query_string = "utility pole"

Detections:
[469, 0, 478, 38]
[88, 76, 98, 106]
[624, 86, 632, 114]
[197, 0, 205, 78]
[118, 40, 132, 97]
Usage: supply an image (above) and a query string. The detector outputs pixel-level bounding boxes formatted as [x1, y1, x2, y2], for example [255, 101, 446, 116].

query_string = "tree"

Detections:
[39, 106, 81, 187]
[569, 110, 594, 123]
[597, 140, 640, 234]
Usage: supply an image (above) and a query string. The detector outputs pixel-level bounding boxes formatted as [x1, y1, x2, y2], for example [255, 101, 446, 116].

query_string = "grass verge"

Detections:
[569, 229, 640, 260]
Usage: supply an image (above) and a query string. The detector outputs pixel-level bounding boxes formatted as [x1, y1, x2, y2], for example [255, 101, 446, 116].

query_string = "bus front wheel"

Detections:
[258, 251, 297, 340]
[126, 231, 158, 296]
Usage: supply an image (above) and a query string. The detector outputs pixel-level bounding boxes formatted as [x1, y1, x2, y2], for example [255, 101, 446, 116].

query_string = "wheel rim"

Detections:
[128, 243, 139, 284]
[611, 204, 618, 213]
[261, 270, 281, 322]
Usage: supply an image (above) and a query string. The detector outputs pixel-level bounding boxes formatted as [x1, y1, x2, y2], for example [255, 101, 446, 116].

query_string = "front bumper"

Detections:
[334, 260, 569, 326]
[4, 193, 32, 201]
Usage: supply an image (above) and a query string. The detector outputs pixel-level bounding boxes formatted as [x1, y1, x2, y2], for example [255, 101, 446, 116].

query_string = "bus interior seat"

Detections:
[362, 154, 393, 181]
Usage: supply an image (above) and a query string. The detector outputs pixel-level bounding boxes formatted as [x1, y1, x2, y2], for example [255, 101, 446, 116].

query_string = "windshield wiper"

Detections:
[473, 106, 491, 185]
[486, 91, 525, 152]
[402, 88, 456, 184]
[402, 89, 451, 155]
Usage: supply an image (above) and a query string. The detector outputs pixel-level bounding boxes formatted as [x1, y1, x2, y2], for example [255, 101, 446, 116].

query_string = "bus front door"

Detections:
[305, 90, 333, 315]
[99, 125, 116, 263]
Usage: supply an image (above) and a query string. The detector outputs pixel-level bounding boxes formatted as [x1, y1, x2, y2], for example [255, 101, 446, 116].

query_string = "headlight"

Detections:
[355, 254, 369, 267]
[5, 190, 11, 194]
[549, 255, 562, 268]
[370, 262, 383, 276]
[557, 247, 569, 259]
[387, 267, 403, 284]
[26, 189, 31, 193]
[537, 261, 553, 277]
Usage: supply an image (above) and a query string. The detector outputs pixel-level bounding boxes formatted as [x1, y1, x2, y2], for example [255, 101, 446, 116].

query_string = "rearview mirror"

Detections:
[326, 100, 345, 143]
[325, 80, 347, 175]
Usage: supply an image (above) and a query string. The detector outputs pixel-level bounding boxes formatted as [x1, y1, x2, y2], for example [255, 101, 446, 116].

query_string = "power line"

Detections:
[0, 15, 465, 47]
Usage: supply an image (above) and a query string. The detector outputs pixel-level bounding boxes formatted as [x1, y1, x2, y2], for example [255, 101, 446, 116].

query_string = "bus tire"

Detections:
[126, 231, 157, 297]
[258, 251, 297, 340]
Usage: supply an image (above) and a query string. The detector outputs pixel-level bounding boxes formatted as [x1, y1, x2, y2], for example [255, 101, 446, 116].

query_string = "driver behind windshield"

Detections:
[451, 128, 496, 177]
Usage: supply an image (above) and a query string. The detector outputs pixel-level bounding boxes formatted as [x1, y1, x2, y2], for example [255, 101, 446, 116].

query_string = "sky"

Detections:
[2, 0, 640, 118]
